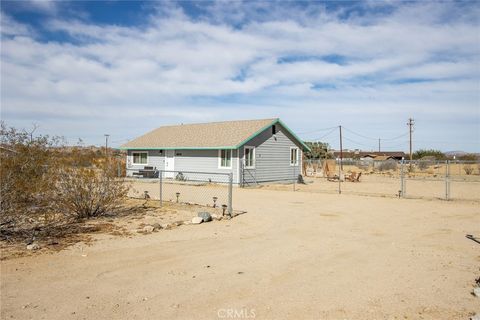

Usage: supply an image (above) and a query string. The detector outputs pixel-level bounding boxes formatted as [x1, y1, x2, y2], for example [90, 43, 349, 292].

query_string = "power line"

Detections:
[310, 127, 338, 141]
[342, 135, 376, 149]
[343, 126, 409, 141]
[342, 127, 378, 140]
[299, 126, 339, 135]
[382, 132, 409, 141]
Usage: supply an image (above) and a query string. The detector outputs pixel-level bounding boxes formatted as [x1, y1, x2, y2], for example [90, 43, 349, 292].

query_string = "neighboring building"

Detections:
[331, 151, 406, 161]
[120, 118, 310, 185]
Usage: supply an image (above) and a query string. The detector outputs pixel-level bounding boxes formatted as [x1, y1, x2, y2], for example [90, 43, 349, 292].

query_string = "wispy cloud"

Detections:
[1, 1, 479, 151]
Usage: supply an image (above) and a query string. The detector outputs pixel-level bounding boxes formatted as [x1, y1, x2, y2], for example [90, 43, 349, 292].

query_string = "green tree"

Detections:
[412, 149, 446, 160]
[304, 141, 331, 159]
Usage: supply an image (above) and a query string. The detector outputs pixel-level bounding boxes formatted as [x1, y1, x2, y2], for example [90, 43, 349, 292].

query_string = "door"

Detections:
[165, 150, 175, 178]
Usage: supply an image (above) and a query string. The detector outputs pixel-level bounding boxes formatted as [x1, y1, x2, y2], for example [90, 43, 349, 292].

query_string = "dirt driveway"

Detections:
[1, 185, 479, 319]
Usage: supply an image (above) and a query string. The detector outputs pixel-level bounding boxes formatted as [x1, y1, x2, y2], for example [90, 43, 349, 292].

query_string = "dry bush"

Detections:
[377, 160, 397, 171]
[1, 122, 130, 243]
[55, 165, 130, 220]
[356, 162, 370, 171]
[0, 123, 62, 230]
[464, 165, 474, 175]
[417, 161, 429, 171]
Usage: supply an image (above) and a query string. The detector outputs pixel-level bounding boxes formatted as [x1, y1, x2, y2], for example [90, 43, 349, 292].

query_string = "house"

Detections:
[331, 151, 406, 161]
[120, 118, 310, 185]
[361, 154, 396, 161]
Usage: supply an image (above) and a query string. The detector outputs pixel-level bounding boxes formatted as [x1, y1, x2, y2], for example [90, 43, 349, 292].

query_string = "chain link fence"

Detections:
[158, 170, 233, 215]
[299, 159, 480, 201]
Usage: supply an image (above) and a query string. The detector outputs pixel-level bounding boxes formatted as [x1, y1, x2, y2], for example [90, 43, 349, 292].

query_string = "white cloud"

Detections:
[1, 1, 479, 151]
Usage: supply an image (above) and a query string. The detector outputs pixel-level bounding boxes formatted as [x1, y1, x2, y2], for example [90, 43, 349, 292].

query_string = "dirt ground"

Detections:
[1, 180, 479, 320]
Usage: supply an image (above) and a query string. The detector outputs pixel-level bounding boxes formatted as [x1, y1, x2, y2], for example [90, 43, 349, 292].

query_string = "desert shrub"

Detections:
[464, 165, 474, 175]
[1, 123, 130, 240]
[55, 165, 130, 220]
[356, 162, 370, 171]
[458, 154, 479, 161]
[377, 160, 397, 171]
[417, 161, 429, 171]
[0, 123, 63, 229]
[413, 149, 446, 160]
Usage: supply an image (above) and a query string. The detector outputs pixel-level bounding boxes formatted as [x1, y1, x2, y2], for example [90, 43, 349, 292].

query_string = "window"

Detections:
[244, 146, 255, 168]
[219, 149, 232, 168]
[132, 152, 148, 165]
[290, 147, 299, 166]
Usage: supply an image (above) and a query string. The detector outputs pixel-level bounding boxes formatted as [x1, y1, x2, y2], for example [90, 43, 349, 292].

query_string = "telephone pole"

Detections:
[339, 125, 343, 171]
[378, 138, 381, 152]
[407, 118, 414, 168]
[104, 134, 110, 158]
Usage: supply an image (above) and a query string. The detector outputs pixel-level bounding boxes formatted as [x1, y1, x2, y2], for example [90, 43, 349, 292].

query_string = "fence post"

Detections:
[400, 159, 405, 198]
[445, 160, 450, 200]
[228, 172, 233, 216]
[159, 170, 163, 207]
[338, 158, 341, 194]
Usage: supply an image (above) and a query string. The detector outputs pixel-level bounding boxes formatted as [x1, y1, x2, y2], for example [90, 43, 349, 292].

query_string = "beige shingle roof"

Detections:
[121, 118, 279, 149]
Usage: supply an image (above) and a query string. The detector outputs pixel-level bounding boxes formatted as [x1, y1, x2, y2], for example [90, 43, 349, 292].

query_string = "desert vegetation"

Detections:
[0, 122, 129, 244]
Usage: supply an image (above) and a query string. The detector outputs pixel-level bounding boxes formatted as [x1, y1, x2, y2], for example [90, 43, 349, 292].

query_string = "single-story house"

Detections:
[361, 154, 396, 161]
[331, 151, 406, 161]
[120, 118, 310, 185]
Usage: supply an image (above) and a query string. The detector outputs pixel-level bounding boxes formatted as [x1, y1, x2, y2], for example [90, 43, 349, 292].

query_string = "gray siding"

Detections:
[126, 149, 239, 183]
[125, 123, 303, 184]
[174, 149, 239, 183]
[238, 124, 303, 184]
[126, 149, 164, 177]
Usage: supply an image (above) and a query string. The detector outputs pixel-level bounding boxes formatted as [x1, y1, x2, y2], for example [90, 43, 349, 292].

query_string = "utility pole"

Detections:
[378, 138, 381, 152]
[104, 134, 110, 158]
[339, 125, 343, 171]
[407, 118, 414, 169]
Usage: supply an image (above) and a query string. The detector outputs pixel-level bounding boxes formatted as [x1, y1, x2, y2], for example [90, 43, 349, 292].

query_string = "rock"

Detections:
[173, 220, 184, 226]
[198, 212, 212, 222]
[152, 223, 162, 231]
[26, 243, 40, 250]
[470, 314, 480, 320]
[473, 286, 480, 297]
[191, 217, 203, 224]
[211, 213, 222, 221]
[143, 225, 155, 233]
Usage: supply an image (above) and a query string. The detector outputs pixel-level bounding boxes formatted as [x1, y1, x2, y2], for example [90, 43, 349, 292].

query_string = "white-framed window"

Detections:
[244, 146, 255, 169]
[132, 152, 148, 165]
[290, 147, 299, 166]
[218, 149, 232, 169]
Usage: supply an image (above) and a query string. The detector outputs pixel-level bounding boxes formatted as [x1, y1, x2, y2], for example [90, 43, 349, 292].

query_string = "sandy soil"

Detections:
[1, 182, 479, 320]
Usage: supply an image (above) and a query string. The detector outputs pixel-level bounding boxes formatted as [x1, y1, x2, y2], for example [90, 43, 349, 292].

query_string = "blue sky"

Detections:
[1, 0, 479, 152]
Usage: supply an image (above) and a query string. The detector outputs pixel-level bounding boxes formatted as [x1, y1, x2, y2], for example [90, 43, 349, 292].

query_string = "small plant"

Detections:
[417, 161, 429, 171]
[464, 165, 474, 175]
[377, 160, 397, 171]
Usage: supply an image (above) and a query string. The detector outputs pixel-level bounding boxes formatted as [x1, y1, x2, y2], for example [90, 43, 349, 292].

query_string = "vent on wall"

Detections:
[272, 125, 276, 135]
